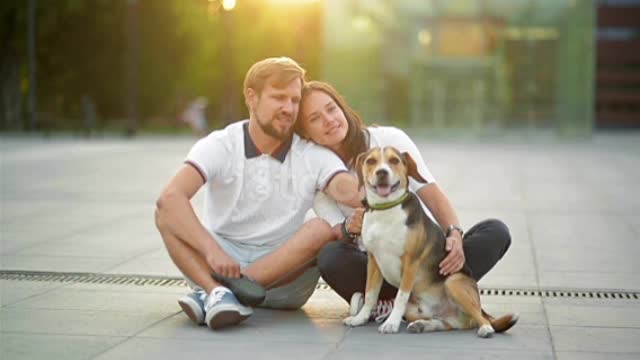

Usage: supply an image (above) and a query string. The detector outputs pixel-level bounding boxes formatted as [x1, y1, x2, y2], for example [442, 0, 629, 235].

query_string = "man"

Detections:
[155, 57, 361, 330]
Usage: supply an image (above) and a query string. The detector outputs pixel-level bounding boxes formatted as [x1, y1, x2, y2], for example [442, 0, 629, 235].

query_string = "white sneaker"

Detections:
[204, 287, 253, 330]
[349, 292, 394, 323]
[178, 289, 208, 325]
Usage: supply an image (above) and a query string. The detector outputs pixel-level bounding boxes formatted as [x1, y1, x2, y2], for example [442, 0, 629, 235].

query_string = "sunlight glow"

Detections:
[418, 29, 432, 46]
[268, 0, 320, 5]
[352, 15, 372, 32]
[222, 0, 236, 11]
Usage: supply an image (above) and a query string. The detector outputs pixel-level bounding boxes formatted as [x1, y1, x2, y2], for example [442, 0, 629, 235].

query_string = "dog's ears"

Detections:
[402, 152, 428, 184]
[355, 151, 368, 190]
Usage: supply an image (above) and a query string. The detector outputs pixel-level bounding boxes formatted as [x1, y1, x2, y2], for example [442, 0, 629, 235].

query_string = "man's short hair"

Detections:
[243, 57, 306, 102]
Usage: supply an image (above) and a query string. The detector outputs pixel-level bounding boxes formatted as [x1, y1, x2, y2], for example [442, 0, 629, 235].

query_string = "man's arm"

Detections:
[416, 183, 465, 275]
[155, 164, 241, 277]
[324, 172, 363, 209]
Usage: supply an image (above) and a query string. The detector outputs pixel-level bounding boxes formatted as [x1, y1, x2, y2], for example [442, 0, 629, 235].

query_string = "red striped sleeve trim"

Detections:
[184, 160, 207, 183]
[322, 169, 349, 192]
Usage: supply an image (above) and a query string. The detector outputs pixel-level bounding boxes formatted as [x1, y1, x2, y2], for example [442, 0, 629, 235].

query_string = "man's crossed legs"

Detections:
[156, 218, 335, 329]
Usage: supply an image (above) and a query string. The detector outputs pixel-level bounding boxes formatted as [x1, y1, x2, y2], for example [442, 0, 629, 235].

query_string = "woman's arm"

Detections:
[312, 191, 364, 241]
[416, 183, 465, 276]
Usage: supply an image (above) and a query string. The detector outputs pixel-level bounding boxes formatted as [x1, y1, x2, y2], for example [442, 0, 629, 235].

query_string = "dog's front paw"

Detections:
[343, 314, 368, 327]
[378, 319, 401, 334]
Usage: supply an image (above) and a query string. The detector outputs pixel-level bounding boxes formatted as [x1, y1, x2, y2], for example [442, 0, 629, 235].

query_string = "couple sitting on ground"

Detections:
[154, 57, 511, 330]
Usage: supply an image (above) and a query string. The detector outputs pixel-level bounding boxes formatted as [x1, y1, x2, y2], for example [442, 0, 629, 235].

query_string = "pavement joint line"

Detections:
[526, 210, 558, 359]
[1, 270, 639, 300]
[321, 325, 351, 360]
[100, 245, 169, 275]
[86, 311, 184, 360]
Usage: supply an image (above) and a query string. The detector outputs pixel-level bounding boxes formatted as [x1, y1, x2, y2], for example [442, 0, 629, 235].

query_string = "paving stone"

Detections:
[551, 326, 640, 353]
[64, 282, 186, 295]
[545, 300, 640, 328]
[1, 333, 126, 360]
[556, 352, 640, 360]
[1, 308, 170, 336]
[539, 272, 640, 291]
[341, 324, 551, 352]
[138, 310, 347, 344]
[5, 287, 183, 315]
[330, 344, 554, 360]
[0, 280, 64, 307]
[0, 255, 124, 273]
[105, 254, 182, 277]
[624, 215, 640, 236]
[94, 337, 333, 360]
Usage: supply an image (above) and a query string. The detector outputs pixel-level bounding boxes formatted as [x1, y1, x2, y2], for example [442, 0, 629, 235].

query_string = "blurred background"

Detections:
[1, 0, 638, 137]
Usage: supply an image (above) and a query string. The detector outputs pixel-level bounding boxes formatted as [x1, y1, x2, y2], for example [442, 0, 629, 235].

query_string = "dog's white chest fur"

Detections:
[362, 206, 408, 288]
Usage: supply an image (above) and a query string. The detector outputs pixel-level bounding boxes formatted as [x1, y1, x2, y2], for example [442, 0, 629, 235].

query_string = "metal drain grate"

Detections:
[2, 270, 639, 300]
[478, 288, 639, 300]
[0, 270, 186, 287]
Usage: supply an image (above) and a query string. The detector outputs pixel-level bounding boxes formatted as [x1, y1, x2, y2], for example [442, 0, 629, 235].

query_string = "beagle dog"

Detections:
[344, 146, 518, 336]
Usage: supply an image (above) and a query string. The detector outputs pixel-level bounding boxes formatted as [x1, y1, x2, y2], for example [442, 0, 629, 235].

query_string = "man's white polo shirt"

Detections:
[185, 120, 346, 249]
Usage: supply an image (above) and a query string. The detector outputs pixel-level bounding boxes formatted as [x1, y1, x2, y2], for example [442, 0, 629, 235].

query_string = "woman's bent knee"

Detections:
[318, 241, 348, 271]
[486, 219, 512, 254]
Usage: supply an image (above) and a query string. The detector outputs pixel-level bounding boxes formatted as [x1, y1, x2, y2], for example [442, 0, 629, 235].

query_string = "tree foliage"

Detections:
[1, 0, 323, 132]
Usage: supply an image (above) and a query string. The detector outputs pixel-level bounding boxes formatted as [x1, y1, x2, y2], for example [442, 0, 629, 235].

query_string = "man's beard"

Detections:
[257, 113, 293, 141]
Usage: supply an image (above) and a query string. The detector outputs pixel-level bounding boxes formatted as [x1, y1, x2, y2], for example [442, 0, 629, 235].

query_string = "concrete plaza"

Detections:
[1, 131, 639, 359]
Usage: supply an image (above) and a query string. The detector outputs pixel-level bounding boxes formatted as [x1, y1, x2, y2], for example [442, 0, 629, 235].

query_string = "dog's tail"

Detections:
[482, 310, 519, 333]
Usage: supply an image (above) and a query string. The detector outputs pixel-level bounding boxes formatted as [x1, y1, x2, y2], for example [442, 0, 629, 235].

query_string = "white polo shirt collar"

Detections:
[242, 122, 291, 163]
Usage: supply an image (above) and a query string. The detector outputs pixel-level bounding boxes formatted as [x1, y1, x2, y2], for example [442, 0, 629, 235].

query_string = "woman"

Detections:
[296, 81, 511, 320]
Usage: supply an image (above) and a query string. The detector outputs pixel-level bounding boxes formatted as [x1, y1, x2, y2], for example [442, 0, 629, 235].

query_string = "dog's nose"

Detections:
[376, 169, 388, 177]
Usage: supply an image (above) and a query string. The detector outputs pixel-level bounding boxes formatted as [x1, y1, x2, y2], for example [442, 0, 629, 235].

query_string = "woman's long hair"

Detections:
[295, 81, 368, 168]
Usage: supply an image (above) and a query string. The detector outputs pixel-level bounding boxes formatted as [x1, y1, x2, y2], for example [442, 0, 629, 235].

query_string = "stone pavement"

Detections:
[1, 132, 639, 359]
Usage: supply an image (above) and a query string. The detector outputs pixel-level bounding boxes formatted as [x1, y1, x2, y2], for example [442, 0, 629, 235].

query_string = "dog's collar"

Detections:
[368, 192, 411, 211]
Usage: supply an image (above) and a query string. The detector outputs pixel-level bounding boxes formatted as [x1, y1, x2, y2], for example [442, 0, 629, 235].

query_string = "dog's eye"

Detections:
[389, 157, 400, 165]
[366, 158, 377, 165]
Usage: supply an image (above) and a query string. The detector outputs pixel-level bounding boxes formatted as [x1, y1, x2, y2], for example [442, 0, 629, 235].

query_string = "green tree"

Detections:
[1, 0, 323, 133]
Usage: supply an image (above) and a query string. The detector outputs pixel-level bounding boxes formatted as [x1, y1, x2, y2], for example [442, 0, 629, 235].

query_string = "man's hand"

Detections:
[206, 250, 241, 278]
[439, 234, 465, 276]
[346, 208, 365, 235]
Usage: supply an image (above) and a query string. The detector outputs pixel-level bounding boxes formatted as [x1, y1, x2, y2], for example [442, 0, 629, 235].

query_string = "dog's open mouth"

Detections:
[372, 181, 400, 197]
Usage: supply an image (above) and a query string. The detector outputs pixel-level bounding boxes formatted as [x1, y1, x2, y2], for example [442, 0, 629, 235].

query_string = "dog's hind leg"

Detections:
[444, 273, 494, 338]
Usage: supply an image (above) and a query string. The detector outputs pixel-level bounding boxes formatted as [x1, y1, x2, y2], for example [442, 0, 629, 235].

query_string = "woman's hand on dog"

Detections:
[439, 235, 465, 276]
[346, 208, 365, 235]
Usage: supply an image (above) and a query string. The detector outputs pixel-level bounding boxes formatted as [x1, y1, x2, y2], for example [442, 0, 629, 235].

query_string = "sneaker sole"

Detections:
[178, 299, 205, 325]
[207, 310, 251, 330]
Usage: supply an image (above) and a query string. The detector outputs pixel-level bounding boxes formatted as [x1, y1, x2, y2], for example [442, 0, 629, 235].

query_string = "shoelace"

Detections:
[373, 299, 395, 323]
[195, 290, 208, 303]
[204, 289, 229, 311]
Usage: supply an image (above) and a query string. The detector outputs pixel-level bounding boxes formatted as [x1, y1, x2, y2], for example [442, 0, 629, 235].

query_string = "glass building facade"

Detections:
[322, 0, 600, 135]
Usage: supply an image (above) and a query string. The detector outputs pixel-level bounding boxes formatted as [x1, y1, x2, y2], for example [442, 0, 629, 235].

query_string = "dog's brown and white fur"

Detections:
[344, 146, 518, 336]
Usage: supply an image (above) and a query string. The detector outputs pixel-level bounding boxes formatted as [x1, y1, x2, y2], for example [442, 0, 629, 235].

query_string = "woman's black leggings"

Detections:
[317, 219, 512, 303]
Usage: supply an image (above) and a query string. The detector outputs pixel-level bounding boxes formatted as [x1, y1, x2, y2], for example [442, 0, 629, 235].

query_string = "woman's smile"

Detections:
[326, 123, 342, 135]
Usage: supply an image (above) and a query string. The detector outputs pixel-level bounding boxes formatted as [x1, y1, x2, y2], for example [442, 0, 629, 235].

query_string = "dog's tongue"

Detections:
[376, 184, 391, 197]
